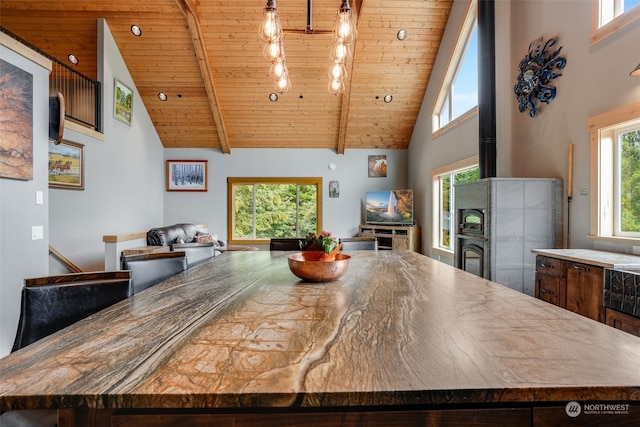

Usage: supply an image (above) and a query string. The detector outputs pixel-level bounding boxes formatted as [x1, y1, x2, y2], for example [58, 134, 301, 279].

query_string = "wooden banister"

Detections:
[49, 246, 83, 273]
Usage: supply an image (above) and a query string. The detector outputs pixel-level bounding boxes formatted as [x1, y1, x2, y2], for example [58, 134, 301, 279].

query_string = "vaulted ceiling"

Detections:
[0, 0, 453, 153]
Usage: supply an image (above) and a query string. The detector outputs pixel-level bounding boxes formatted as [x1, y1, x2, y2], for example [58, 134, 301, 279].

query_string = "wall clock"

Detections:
[514, 36, 567, 118]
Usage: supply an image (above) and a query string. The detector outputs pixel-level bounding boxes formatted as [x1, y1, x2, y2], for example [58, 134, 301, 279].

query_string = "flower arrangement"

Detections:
[301, 231, 338, 253]
[300, 231, 341, 261]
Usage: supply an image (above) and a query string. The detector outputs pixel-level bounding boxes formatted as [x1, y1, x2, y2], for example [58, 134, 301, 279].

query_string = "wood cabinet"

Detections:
[535, 256, 565, 307]
[535, 255, 604, 322]
[565, 261, 604, 322]
[358, 225, 420, 252]
[605, 308, 640, 336]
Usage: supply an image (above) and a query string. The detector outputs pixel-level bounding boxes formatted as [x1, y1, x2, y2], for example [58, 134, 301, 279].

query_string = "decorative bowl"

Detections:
[287, 253, 351, 282]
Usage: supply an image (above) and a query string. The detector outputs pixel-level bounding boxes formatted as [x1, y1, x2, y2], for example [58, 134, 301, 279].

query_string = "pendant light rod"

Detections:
[307, 0, 313, 32]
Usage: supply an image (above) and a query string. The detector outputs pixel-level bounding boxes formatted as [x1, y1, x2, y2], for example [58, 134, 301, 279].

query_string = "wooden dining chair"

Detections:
[339, 237, 378, 251]
[170, 242, 218, 267]
[11, 270, 132, 352]
[269, 238, 304, 251]
[120, 251, 188, 294]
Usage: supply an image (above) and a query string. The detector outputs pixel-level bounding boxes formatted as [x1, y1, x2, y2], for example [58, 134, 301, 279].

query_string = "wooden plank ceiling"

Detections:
[0, 0, 452, 153]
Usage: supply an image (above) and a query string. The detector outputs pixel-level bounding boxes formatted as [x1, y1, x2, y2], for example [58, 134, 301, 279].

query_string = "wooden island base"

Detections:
[56, 404, 639, 427]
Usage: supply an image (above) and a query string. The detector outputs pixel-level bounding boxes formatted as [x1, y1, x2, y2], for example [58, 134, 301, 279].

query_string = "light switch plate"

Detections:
[36, 190, 44, 205]
[32, 225, 44, 240]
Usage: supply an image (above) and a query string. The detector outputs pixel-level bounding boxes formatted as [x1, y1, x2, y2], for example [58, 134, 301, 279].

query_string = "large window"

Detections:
[227, 177, 322, 244]
[589, 103, 640, 242]
[432, 0, 478, 135]
[432, 157, 479, 254]
[592, 0, 640, 44]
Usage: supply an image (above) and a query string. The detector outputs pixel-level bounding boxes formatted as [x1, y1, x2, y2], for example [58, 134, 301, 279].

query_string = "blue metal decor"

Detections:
[514, 37, 567, 118]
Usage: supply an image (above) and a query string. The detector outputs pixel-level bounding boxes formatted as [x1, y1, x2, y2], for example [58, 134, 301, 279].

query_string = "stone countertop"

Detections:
[531, 248, 640, 269]
[2, 251, 640, 412]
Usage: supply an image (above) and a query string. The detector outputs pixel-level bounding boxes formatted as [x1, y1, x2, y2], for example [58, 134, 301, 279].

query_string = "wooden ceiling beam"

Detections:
[176, 0, 231, 154]
[336, 0, 362, 155]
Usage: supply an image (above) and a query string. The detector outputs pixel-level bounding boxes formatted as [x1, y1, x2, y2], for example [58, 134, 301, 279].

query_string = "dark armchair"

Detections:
[121, 251, 188, 294]
[11, 270, 132, 352]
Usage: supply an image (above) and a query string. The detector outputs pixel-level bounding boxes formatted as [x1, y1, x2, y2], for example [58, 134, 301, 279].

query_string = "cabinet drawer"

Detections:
[536, 256, 562, 278]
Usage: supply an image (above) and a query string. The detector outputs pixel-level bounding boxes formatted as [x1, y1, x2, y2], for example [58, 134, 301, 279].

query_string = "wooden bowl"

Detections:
[287, 253, 351, 282]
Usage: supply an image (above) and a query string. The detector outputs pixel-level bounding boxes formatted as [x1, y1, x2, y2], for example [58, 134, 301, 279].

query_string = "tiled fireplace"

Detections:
[454, 178, 563, 295]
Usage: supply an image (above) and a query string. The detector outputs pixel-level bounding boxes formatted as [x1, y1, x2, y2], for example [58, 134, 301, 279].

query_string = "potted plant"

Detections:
[300, 231, 342, 261]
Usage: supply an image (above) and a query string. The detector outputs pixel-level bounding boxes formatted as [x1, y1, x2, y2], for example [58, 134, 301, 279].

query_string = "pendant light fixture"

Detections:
[631, 62, 640, 77]
[259, 0, 291, 93]
[328, 0, 357, 96]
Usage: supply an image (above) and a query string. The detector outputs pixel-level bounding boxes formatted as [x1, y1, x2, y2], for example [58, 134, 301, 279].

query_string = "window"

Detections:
[432, 0, 478, 135]
[589, 103, 640, 241]
[432, 157, 479, 254]
[227, 177, 322, 244]
[591, 0, 640, 45]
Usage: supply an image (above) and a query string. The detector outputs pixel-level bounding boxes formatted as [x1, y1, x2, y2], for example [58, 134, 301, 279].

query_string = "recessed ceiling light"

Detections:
[384, 94, 393, 103]
[130, 25, 142, 37]
[269, 93, 278, 102]
[67, 54, 79, 65]
[158, 92, 167, 101]
[397, 29, 407, 41]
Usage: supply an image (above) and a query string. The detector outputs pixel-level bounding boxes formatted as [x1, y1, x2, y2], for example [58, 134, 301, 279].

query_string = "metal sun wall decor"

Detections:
[514, 36, 567, 118]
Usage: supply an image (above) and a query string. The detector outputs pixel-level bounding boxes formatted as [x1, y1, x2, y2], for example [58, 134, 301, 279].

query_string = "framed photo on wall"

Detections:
[368, 155, 387, 178]
[114, 78, 133, 125]
[166, 160, 208, 192]
[48, 140, 84, 190]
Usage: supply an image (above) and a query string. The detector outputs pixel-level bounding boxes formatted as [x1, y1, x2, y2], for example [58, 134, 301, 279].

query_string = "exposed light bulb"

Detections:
[330, 42, 349, 63]
[328, 78, 345, 96]
[270, 60, 287, 79]
[264, 39, 285, 63]
[259, 6, 282, 42]
[329, 63, 347, 80]
[275, 73, 291, 94]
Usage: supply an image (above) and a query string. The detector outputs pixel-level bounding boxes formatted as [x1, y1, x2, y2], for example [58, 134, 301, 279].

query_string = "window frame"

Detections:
[588, 102, 640, 243]
[431, 0, 478, 137]
[591, 0, 640, 45]
[431, 155, 479, 257]
[227, 177, 323, 245]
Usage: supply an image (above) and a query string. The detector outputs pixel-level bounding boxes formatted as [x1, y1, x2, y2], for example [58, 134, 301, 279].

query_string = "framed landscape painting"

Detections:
[48, 140, 84, 190]
[166, 160, 208, 192]
[114, 78, 133, 125]
[0, 58, 33, 180]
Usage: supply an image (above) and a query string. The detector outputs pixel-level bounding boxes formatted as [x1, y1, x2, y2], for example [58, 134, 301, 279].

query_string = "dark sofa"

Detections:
[147, 223, 258, 251]
[147, 223, 204, 246]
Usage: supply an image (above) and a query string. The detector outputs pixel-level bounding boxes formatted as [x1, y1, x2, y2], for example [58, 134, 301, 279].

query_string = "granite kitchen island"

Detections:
[1, 251, 639, 426]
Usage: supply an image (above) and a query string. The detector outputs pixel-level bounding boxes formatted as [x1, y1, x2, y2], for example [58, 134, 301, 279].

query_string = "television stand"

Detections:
[359, 224, 421, 252]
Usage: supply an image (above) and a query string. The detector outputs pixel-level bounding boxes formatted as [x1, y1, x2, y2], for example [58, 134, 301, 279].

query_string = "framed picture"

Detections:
[329, 180, 339, 198]
[166, 160, 208, 192]
[0, 59, 33, 180]
[114, 78, 133, 125]
[368, 155, 387, 178]
[48, 140, 84, 190]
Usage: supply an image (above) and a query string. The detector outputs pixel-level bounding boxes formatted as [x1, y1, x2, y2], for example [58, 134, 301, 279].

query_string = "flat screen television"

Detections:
[365, 189, 414, 225]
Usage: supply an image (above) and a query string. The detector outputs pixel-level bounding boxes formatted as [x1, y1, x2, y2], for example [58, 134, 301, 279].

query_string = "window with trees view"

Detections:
[589, 104, 640, 241]
[432, 158, 479, 253]
[227, 177, 321, 244]
[615, 126, 640, 235]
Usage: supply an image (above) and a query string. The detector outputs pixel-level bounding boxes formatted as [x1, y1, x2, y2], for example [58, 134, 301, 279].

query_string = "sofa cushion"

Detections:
[148, 225, 185, 246]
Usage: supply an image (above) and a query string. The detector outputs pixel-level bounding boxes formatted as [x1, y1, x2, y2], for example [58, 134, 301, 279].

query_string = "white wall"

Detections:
[0, 43, 50, 356]
[408, 0, 640, 260]
[48, 19, 165, 272]
[164, 148, 408, 243]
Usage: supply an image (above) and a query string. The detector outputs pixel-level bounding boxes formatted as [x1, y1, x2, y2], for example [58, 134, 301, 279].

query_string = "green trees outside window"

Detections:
[620, 129, 640, 233]
[228, 178, 321, 243]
